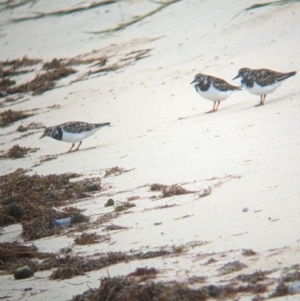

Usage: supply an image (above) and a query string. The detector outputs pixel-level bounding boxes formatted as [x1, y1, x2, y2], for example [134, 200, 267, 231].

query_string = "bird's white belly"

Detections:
[62, 128, 99, 143]
[196, 85, 233, 101]
[243, 81, 281, 95]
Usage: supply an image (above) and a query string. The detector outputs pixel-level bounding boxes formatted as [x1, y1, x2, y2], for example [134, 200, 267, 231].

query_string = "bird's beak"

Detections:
[39, 133, 45, 139]
[232, 75, 239, 80]
[190, 79, 196, 84]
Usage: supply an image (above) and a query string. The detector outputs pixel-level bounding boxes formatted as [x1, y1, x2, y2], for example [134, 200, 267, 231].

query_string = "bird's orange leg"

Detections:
[206, 101, 217, 114]
[255, 95, 264, 107]
[215, 100, 221, 111]
[74, 141, 82, 151]
[67, 143, 75, 153]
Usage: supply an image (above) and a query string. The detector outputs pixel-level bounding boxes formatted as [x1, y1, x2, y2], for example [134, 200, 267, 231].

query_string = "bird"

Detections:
[233, 68, 296, 106]
[40, 121, 110, 153]
[191, 73, 242, 113]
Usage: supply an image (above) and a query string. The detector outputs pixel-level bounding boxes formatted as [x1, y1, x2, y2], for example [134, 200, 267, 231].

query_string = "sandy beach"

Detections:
[1, 0, 300, 300]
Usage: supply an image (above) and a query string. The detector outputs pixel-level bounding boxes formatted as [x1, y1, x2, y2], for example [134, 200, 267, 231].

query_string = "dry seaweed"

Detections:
[0, 241, 51, 271]
[235, 270, 273, 284]
[74, 233, 110, 245]
[104, 166, 133, 177]
[103, 223, 128, 231]
[0, 169, 100, 240]
[127, 267, 158, 282]
[0, 109, 33, 127]
[114, 200, 136, 212]
[49, 250, 172, 280]
[0, 78, 15, 90]
[7, 66, 76, 95]
[0, 144, 38, 159]
[268, 282, 289, 297]
[72, 276, 207, 301]
[0, 56, 41, 69]
[150, 183, 193, 197]
[242, 248, 257, 256]
[218, 260, 247, 275]
[16, 121, 43, 132]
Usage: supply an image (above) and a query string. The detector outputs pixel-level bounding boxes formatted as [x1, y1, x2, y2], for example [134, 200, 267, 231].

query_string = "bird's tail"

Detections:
[278, 71, 297, 82]
[96, 122, 111, 128]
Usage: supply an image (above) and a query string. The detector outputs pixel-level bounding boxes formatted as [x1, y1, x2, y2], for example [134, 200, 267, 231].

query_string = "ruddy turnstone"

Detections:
[40, 121, 110, 153]
[233, 68, 296, 106]
[191, 73, 242, 113]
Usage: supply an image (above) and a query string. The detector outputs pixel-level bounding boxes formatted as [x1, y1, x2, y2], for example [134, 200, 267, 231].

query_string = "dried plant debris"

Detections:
[0, 168, 101, 240]
[235, 270, 273, 284]
[114, 200, 136, 212]
[72, 277, 207, 301]
[242, 248, 257, 256]
[0, 49, 151, 97]
[0, 56, 41, 69]
[218, 260, 247, 275]
[127, 267, 158, 282]
[16, 121, 44, 132]
[103, 223, 128, 231]
[0, 109, 33, 127]
[7, 67, 76, 95]
[0, 144, 38, 159]
[0, 241, 51, 272]
[269, 282, 289, 298]
[282, 270, 300, 282]
[104, 166, 133, 177]
[74, 233, 110, 245]
[73, 277, 265, 301]
[151, 183, 194, 198]
[50, 250, 172, 280]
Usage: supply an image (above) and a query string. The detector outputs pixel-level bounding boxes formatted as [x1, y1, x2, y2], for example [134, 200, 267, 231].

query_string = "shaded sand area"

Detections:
[1, 0, 300, 300]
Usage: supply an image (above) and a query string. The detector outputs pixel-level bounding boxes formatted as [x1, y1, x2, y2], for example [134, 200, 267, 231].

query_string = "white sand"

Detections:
[1, 0, 300, 300]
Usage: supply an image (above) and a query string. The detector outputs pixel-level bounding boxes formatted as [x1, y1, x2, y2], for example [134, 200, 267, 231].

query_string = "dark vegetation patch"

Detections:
[127, 267, 158, 282]
[7, 67, 76, 95]
[16, 121, 43, 132]
[282, 270, 300, 282]
[242, 248, 257, 256]
[150, 183, 194, 198]
[49, 250, 171, 280]
[74, 233, 110, 245]
[0, 49, 151, 100]
[0, 168, 101, 240]
[268, 282, 289, 298]
[235, 270, 273, 284]
[104, 166, 133, 177]
[114, 200, 136, 212]
[103, 223, 128, 231]
[0, 144, 38, 159]
[218, 261, 247, 275]
[71, 275, 269, 301]
[0, 109, 33, 127]
[0, 241, 51, 272]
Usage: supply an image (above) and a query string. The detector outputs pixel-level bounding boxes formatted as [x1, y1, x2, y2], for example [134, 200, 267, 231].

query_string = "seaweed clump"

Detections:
[150, 183, 194, 198]
[0, 109, 33, 127]
[0, 169, 101, 240]
[0, 241, 50, 272]
[72, 277, 207, 301]
[7, 66, 76, 95]
[1, 144, 38, 159]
